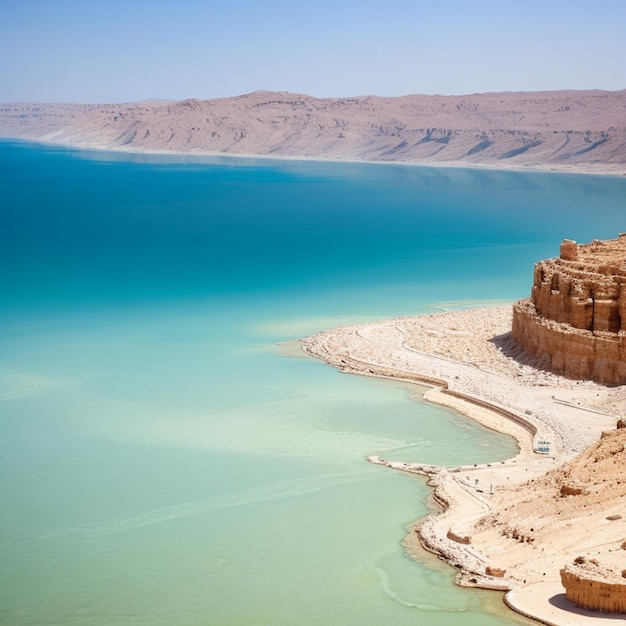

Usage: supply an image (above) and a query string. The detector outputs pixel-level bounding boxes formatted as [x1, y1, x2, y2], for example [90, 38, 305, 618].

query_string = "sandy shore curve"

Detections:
[301, 305, 626, 625]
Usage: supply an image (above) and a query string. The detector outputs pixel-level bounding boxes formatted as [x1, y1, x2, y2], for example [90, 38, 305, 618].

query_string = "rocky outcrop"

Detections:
[560, 559, 626, 613]
[512, 235, 626, 384]
[531, 237, 626, 333]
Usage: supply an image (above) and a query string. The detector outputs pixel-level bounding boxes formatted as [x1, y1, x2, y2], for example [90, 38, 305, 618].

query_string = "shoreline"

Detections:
[2, 135, 625, 178]
[301, 306, 626, 625]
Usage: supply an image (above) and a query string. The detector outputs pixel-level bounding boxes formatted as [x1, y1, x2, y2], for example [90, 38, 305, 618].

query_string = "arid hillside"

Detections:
[1, 89, 625, 173]
[472, 426, 626, 588]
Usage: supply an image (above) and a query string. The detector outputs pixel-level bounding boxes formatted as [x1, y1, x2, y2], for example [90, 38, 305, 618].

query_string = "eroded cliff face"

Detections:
[512, 235, 626, 384]
[561, 559, 626, 613]
[1, 90, 626, 172]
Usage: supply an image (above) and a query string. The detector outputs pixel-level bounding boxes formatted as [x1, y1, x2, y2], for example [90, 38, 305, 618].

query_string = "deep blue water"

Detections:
[1, 141, 624, 625]
[3, 141, 623, 318]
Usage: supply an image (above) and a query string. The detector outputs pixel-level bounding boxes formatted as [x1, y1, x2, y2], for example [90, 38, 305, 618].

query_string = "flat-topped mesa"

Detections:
[560, 559, 626, 614]
[512, 235, 626, 384]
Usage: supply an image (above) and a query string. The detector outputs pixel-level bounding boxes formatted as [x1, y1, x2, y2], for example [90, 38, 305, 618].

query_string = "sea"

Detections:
[1, 140, 624, 625]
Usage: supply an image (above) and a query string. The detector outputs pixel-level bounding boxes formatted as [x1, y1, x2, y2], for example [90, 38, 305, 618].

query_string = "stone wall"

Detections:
[512, 300, 626, 384]
[560, 563, 626, 613]
[512, 235, 626, 384]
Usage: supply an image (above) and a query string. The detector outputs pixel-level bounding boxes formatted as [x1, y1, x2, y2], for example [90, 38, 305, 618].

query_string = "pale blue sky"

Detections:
[1, 0, 624, 102]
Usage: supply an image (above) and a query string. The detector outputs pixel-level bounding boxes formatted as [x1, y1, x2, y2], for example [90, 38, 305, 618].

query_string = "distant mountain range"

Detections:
[1, 89, 625, 173]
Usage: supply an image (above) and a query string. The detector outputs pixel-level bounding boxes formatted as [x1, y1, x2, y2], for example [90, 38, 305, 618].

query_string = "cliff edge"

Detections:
[512, 235, 626, 384]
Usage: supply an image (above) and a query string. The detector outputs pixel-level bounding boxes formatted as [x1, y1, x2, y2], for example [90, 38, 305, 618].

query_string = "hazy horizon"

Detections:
[4, 86, 626, 107]
[1, 0, 625, 103]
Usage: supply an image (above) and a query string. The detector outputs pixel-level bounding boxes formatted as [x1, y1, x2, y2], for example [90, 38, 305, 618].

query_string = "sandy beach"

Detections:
[302, 306, 626, 625]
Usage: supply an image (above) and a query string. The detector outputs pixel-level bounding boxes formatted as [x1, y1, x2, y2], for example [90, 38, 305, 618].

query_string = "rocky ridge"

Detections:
[1, 89, 626, 172]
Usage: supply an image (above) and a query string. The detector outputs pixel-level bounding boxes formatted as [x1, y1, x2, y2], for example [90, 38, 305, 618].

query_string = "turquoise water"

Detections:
[1, 142, 625, 625]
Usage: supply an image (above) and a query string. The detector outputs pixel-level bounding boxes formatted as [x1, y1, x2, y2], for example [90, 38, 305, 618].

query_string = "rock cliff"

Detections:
[560, 558, 626, 613]
[512, 235, 626, 384]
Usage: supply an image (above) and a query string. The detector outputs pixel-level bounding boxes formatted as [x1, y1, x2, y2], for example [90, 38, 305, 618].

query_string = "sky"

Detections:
[1, 0, 625, 103]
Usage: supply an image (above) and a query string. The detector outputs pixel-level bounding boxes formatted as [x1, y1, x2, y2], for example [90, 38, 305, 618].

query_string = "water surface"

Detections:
[1, 142, 624, 624]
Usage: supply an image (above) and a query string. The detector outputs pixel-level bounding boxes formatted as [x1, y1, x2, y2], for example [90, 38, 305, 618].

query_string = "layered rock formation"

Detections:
[512, 235, 626, 384]
[1, 89, 626, 173]
[560, 559, 626, 613]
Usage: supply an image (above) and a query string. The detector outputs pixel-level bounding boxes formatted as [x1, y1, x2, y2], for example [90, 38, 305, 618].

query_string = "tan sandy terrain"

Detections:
[302, 306, 626, 624]
[1, 90, 626, 174]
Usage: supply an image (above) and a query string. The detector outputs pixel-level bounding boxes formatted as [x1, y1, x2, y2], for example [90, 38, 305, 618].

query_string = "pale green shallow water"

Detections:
[1, 142, 624, 624]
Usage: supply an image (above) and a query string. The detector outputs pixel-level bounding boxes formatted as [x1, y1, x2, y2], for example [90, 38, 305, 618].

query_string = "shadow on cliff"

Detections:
[547, 593, 622, 619]
[488, 331, 552, 372]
